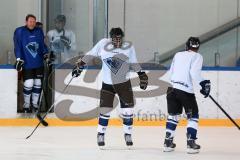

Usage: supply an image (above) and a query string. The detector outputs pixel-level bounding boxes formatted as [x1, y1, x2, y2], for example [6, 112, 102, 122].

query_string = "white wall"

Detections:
[0, 70, 17, 118]
[0, 0, 40, 64]
[109, 0, 239, 62]
[62, 0, 93, 54]
[0, 0, 239, 64]
[108, 0, 125, 30]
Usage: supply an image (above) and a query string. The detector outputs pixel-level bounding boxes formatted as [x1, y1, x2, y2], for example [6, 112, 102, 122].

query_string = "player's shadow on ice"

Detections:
[98, 146, 162, 151]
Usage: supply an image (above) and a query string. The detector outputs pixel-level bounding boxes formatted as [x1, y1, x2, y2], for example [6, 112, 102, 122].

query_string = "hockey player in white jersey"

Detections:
[47, 15, 76, 63]
[163, 37, 211, 154]
[72, 27, 148, 148]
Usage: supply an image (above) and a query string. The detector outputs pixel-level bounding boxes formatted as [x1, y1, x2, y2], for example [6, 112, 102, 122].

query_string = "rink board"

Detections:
[0, 67, 240, 126]
[0, 118, 239, 126]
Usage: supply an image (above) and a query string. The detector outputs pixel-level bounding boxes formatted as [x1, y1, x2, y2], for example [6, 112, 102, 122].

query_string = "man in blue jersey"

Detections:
[14, 14, 49, 113]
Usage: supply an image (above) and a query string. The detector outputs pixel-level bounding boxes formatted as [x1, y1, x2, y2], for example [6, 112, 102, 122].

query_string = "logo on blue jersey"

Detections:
[26, 42, 39, 58]
[103, 57, 125, 74]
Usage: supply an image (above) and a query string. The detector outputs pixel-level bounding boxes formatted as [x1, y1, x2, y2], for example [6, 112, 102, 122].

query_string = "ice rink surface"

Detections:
[0, 126, 239, 160]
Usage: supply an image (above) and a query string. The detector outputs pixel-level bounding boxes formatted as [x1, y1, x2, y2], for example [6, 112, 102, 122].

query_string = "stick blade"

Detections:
[36, 113, 49, 126]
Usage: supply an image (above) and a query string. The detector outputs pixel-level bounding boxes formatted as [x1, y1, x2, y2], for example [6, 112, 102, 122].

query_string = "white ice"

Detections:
[0, 127, 239, 160]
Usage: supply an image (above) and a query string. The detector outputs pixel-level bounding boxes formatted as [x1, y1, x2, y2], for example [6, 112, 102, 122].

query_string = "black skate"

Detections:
[187, 134, 201, 154]
[97, 133, 105, 148]
[163, 132, 176, 152]
[32, 106, 39, 114]
[23, 103, 32, 114]
[23, 108, 32, 113]
[124, 134, 133, 147]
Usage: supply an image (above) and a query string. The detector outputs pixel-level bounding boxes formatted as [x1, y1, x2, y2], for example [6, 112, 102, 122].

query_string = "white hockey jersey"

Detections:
[82, 38, 141, 85]
[169, 50, 204, 93]
[47, 29, 76, 62]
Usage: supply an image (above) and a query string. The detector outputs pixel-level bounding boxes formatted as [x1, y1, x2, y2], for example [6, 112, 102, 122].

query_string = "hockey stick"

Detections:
[26, 76, 75, 139]
[37, 90, 47, 126]
[36, 62, 51, 127]
[37, 89, 49, 127]
[209, 95, 240, 130]
[36, 75, 75, 126]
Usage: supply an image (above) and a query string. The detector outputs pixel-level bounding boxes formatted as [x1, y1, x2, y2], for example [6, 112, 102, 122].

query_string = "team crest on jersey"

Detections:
[103, 57, 125, 74]
[26, 42, 39, 58]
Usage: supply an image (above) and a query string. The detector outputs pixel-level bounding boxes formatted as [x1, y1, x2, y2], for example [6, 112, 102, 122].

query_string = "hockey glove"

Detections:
[138, 72, 148, 90]
[15, 58, 24, 72]
[200, 80, 211, 98]
[60, 35, 71, 49]
[43, 54, 53, 67]
[72, 66, 83, 77]
[49, 51, 56, 62]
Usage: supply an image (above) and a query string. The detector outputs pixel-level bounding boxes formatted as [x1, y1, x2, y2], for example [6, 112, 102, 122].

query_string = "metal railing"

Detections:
[155, 17, 240, 64]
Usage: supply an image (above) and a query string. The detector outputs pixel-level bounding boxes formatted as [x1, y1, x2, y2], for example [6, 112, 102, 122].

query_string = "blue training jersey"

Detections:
[14, 26, 48, 69]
